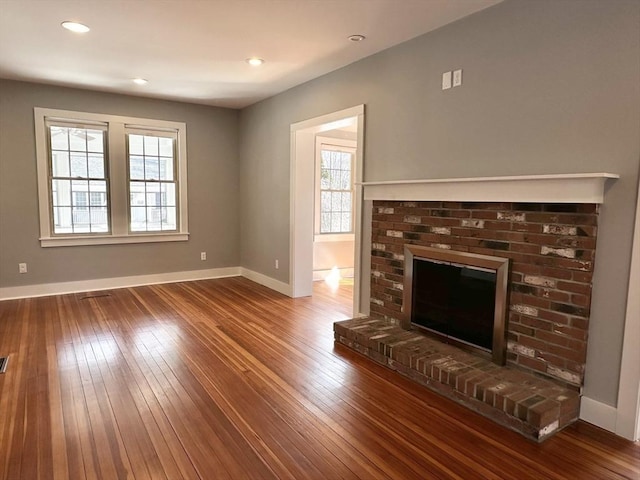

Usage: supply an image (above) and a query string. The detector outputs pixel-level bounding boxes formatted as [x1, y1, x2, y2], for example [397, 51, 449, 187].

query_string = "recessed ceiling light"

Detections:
[246, 58, 265, 67]
[132, 78, 148, 85]
[61, 21, 90, 33]
[348, 34, 366, 42]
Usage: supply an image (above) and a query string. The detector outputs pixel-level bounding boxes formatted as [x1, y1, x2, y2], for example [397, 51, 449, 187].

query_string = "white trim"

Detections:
[615, 174, 640, 441]
[0, 267, 240, 301]
[361, 173, 618, 204]
[580, 396, 618, 432]
[240, 268, 292, 296]
[40, 232, 189, 247]
[290, 105, 365, 318]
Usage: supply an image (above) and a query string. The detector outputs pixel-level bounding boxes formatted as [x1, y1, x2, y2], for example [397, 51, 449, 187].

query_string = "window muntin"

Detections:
[47, 122, 109, 234]
[127, 132, 178, 232]
[319, 148, 354, 234]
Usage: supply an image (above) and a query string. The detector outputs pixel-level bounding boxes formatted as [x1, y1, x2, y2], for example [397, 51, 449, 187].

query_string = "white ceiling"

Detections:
[0, 0, 502, 109]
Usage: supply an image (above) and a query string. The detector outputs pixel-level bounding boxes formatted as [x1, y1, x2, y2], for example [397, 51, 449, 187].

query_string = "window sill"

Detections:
[40, 232, 189, 247]
[314, 233, 355, 243]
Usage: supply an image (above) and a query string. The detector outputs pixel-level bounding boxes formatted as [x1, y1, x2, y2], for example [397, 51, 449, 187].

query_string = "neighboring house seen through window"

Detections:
[34, 108, 188, 247]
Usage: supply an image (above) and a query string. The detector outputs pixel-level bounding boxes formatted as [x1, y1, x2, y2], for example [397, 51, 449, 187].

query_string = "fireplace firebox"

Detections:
[402, 245, 510, 365]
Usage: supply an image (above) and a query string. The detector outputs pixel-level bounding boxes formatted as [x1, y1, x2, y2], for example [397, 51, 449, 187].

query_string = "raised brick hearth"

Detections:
[334, 317, 580, 441]
[334, 200, 599, 441]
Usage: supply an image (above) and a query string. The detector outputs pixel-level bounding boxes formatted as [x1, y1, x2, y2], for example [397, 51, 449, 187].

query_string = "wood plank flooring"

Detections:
[0, 277, 638, 479]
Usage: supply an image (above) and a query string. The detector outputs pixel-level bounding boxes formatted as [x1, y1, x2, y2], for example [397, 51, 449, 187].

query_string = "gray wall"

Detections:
[239, 0, 640, 407]
[0, 80, 240, 287]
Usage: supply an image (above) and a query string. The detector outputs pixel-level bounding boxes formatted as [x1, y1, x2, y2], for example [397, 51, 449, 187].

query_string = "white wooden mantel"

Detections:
[361, 173, 619, 204]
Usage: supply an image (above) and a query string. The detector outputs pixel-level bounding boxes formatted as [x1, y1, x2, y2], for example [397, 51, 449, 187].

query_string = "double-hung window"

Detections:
[35, 108, 188, 247]
[48, 120, 109, 234]
[314, 137, 356, 240]
[127, 130, 178, 232]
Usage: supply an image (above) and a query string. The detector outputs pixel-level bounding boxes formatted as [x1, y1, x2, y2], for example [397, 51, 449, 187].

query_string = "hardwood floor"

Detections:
[0, 277, 637, 479]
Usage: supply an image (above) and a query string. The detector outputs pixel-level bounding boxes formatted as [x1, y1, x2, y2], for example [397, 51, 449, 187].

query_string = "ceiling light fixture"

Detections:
[246, 58, 264, 67]
[132, 78, 148, 85]
[348, 34, 366, 42]
[61, 21, 90, 33]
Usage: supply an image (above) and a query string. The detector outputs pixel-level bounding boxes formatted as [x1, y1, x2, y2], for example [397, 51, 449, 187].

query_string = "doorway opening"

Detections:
[290, 105, 364, 317]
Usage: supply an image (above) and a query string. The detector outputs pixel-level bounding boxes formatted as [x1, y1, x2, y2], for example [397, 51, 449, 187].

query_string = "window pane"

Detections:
[90, 208, 109, 233]
[70, 153, 88, 178]
[88, 153, 105, 178]
[331, 192, 342, 212]
[159, 137, 173, 157]
[89, 181, 107, 204]
[130, 206, 147, 231]
[340, 170, 350, 190]
[69, 128, 87, 151]
[90, 192, 103, 206]
[342, 192, 352, 212]
[72, 207, 89, 226]
[331, 214, 341, 232]
[73, 221, 90, 234]
[161, 183, 176, 206]
[86, 130, 104, 153]
[71, 178, 88, 194]
[52, 151, 70, 177]
[50, 126, 69, 150]
[144, 136, 159, 156]
[321, 213, 331, 233]
[320, 168, 330, 189]
[321, 191, 331, 213]
[146, 188, 161, 207]
[321, 151, 330, 169]
[162, 207, 177, 230]
[159, 156, 174, 181]
[129, 134, 144, 155]
[53, 206, 72, 233]
[341, 212, 351, 232]
[130, 181, 146, 206]
[330, 169, 340, 190]
[331, 152, 341, 170]
[51, 179, 71, 206]
[340, 154, 351, 171]
[146, 207, 162, 230]
[144, 156, 160, 180]
[73, 191, 88, 208]
[130, 156, 145, 180]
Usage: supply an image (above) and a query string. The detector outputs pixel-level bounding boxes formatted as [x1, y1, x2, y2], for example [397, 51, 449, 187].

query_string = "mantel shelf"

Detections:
[360, 173, 619, 204]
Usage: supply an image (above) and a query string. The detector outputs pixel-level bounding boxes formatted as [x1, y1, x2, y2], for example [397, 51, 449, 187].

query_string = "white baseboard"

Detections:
[580, 396, 618, 433]
[0, 267, 241, 301]
[240, 268, 292, 297]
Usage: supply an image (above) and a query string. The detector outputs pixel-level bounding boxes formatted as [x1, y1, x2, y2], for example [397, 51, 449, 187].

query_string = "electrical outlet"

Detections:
[200, 252, 207, 261]
[275, 259, 279, 269]
[453, 69, 463, 87]
[19, 263, 27, 274]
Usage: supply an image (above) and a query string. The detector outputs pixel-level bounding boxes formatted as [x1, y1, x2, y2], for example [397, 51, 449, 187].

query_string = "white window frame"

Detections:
[314, 136, 356, 242]
[34, 108, 189, 247]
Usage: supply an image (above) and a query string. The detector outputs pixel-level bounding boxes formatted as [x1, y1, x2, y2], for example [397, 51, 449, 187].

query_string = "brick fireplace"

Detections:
[369, 200, 597, 387]
[333, 173, 616, 441]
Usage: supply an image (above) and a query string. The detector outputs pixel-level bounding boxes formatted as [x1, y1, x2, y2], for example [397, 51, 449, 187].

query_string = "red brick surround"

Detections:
[370, 201, 599, 388]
